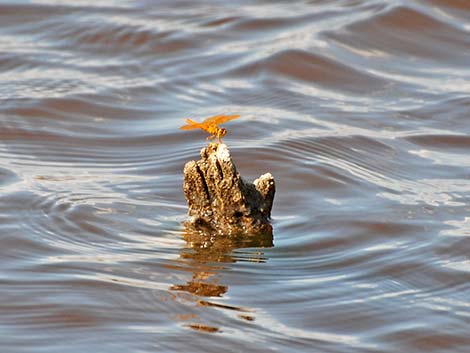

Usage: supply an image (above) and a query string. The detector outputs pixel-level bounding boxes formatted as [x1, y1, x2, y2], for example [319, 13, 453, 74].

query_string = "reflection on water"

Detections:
[170, 227, 273, 331]
[1, 0, 470, 352]
[179, 228, 273, 265]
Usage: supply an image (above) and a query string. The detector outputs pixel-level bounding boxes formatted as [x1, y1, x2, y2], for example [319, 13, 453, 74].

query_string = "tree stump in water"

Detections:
[183, 143, 275, 235]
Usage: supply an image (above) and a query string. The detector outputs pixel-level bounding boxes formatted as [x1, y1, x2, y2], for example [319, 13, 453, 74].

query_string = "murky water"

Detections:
[1, 1, 469, 352]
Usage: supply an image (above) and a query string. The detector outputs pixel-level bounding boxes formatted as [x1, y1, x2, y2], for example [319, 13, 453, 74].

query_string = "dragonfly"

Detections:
[180, 114, 240, 143]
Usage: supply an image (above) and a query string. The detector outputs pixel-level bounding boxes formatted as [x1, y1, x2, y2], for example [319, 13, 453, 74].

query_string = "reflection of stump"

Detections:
[183, 143, 275, 235]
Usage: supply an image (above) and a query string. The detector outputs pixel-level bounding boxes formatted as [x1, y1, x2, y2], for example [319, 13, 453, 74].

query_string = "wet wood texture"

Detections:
[183, 143, 275, 235]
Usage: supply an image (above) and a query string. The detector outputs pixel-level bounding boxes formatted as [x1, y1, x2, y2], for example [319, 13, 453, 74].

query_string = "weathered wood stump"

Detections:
[183, 143, 275, 235]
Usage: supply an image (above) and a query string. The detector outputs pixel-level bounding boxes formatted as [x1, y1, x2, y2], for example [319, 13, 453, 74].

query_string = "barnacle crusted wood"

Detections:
[183, 143, 275, 235]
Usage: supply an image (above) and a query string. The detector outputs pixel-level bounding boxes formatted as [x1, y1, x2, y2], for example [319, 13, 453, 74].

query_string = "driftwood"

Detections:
[183, 143, 275, 235]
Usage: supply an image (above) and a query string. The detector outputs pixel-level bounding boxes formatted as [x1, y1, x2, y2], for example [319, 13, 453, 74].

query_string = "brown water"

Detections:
[1, 1, 469, 352]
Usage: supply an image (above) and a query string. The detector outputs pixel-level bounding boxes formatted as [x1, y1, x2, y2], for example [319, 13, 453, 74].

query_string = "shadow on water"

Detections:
[169, 227, 273, 332]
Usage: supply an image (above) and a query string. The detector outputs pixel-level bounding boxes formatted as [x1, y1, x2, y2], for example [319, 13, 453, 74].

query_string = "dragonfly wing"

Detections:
[203, 114, 240, 125]
[180, 118, 201, 130]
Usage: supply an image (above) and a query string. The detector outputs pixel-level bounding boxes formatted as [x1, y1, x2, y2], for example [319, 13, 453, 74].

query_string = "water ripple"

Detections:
[1, 1, 469, 352]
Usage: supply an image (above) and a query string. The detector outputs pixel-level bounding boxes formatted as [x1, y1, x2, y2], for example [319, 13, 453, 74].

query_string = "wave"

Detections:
[327, 5, 470, 65]
[230, 49, 388, 93]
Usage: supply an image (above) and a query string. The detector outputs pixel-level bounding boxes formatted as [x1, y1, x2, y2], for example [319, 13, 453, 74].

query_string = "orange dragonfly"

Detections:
[180, 114, 240, 142]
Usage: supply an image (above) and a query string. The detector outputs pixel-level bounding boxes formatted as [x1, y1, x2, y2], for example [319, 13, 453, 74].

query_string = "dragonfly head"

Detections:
[218, 128, 227, 137]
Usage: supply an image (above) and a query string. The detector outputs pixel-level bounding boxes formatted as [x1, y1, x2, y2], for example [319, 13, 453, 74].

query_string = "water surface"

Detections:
[1, 0, 469, 352]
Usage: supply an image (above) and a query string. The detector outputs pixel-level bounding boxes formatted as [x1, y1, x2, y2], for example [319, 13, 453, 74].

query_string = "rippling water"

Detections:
[1, 0, 469, 352]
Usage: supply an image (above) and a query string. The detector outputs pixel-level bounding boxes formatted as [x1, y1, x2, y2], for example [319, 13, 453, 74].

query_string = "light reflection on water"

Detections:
[1, 0, 470, 352]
